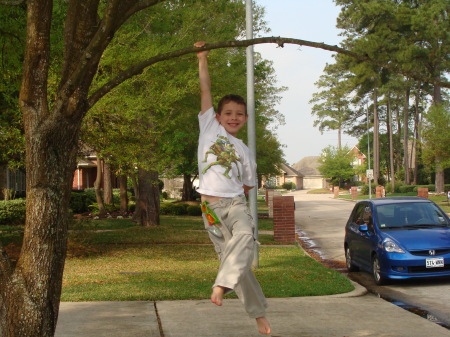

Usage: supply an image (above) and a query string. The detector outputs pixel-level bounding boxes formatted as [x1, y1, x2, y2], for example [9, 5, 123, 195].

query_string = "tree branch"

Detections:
[88, 36, 450, 108]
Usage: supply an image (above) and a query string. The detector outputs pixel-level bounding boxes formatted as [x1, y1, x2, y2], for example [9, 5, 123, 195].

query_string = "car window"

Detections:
[352, 203, 374, 231]
[352, 203, 366, 225]
[376, 202, 449, 229]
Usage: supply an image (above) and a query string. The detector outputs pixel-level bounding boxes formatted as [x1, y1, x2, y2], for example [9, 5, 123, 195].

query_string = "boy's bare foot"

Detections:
[211, 286, 225, 306]
[256, 317, 271, 335]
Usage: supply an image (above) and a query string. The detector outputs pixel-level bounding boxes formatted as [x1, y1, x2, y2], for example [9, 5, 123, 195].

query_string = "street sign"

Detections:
[366, 169, 374, 179]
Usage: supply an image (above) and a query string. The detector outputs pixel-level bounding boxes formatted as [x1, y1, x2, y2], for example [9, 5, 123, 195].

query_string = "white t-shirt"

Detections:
[197, 107, 256, 197]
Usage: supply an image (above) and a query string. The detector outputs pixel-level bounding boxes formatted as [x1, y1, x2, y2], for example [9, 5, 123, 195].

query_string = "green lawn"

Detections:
[60, 215, 353, 301]
[1, 213, 354, 302]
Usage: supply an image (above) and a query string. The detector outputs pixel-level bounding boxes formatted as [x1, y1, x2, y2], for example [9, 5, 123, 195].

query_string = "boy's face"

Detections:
[216, 101, 248, 137]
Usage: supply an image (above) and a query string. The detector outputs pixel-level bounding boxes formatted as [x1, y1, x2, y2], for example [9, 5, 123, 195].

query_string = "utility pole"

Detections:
[246, 0, 259, 267]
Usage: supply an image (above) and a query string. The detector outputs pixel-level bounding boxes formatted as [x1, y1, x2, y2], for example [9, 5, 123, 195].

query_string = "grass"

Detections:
[60, 214, 353, 301]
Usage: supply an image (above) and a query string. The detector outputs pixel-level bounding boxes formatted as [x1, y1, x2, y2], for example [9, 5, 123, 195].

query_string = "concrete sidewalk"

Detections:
[55, 281, 450, 337]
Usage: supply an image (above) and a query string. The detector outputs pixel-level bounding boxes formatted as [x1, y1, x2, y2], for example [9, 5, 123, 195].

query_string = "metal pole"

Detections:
[367, 103, 372, 199]
[246, 0, 259, 267]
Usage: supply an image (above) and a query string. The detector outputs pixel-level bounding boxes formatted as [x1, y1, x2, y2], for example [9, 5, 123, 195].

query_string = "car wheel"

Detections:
[345, 246, 359, 272]
[372, 255, 388, 285]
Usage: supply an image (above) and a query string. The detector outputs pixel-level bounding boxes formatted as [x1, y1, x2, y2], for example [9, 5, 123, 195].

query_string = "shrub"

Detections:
[187, 205, 202, 216]
[0, 199, 26, 226]
[170, 204, 187, 215]
[160, 203, 175, 215]
[282, 182, 296, 190]
[70, 192, 88, 213]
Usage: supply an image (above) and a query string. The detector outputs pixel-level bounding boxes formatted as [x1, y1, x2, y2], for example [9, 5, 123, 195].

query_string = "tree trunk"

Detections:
[412, 86, 420, 185]
[94, 157, 106, 216]
[134, 167, 160, 226]
[395, 97, 402, 173]
[182, 174, 193, 201]
[103, 161, 113, 205]
[119, 174, 128, 214]
[387, 95, 395, 192]
[403, 87, 410, 185]
[373, 89, 380, 185]
[130, 173, 140, 220]
[433, 81, 445, 193]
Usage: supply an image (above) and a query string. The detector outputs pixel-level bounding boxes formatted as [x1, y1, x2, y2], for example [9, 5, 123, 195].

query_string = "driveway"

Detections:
[289, 189, 450, 328]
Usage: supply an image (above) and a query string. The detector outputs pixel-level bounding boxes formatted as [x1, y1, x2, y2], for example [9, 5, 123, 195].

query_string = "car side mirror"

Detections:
[359, 224, 368, 232]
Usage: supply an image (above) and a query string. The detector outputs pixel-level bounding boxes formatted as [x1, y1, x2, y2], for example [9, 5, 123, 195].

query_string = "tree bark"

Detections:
[94, 157, 106, 215]
[372, 89, 380, 185]
[134, 167, 160, 226]
[412, 86, 421, 185]
[182, 174, 193, 201]
[387, 95, 395, 192]
[433, 80, 444, 193]
[403, 87, 410, 185]
[119, 174, 128, 214]
[103, 161, 113, 205]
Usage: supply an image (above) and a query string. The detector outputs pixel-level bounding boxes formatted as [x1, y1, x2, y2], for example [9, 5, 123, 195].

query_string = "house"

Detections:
[292, 156, 327, 190]
[72, 154, 120, 190]
[0, 165, 26, 199]
[72, 155, 98, 190]
[349, 145, 366, 183]
[262, 163, 303, 190]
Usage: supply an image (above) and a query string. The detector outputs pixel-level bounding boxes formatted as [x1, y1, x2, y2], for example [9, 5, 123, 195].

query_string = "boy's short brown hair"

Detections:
[217, 94, 247, 115]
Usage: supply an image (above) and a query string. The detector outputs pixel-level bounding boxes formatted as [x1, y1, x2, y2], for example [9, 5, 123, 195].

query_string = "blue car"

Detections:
[344, 197, 450, 285]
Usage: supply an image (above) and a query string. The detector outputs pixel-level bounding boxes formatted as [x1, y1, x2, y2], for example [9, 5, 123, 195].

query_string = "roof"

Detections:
[292, 156, 321, 176]
[280, 163, 303, 177]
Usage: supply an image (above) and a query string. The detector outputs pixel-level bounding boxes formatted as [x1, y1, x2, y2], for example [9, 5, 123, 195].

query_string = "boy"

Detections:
[194, 41, 271, 335]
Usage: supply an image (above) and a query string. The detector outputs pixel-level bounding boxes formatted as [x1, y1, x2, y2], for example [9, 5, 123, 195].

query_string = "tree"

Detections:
[422, 103, 450, 190]
[310, 62, 353, 149]
[3, 0, 450, 335]
[318, 145, 356, 188]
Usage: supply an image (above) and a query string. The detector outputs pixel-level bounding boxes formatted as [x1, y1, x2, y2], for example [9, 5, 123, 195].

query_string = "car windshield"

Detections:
[375, 202, 450, 230]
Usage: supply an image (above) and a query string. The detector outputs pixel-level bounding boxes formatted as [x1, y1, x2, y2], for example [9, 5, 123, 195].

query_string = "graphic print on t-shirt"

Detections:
[202, 135, 242, 180]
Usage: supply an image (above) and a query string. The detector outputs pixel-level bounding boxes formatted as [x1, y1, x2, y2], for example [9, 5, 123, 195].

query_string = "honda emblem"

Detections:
[429, 250, 436, 256]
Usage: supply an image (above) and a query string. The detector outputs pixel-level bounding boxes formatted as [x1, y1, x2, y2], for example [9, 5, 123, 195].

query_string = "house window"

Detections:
[7, 168, 26, 192]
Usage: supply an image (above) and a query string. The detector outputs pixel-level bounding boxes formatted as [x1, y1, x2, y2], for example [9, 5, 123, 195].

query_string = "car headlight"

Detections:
[383, 238, 405, 253]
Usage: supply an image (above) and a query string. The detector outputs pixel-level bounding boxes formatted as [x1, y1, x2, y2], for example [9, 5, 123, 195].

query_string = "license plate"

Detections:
[426, 257, 444, 268]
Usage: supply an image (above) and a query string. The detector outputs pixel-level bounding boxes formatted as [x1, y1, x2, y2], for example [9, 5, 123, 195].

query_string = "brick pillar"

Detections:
[268, 190, 281, 219]
[376, 186, 385, 198]
[351, 186, 358, 199]
[333, 186, 339, 198]
[417, 187, 428, 198]
[273, 196, 296, 243]
[265, 189, 269, 205]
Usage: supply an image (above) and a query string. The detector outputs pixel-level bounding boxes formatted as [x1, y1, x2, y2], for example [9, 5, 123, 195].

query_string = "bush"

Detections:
[282, 182, 296, 190]
[385, 182, 403, 194]
[0, 199, 26, 225]
[399, 185, 416, 193]
[70, 192, 88, 213]
[187, 205, 202, 216]
[160, 202, 201, 216]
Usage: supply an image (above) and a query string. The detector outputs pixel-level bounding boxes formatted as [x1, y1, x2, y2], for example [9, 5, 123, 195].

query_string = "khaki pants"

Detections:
[203, 195, 268, 319]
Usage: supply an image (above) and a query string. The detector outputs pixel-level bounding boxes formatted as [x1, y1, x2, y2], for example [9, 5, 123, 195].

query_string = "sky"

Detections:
[253, 0, 359, 166]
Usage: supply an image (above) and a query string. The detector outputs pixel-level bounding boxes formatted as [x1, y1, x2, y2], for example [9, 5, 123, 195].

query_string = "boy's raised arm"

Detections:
[194, 41, 213, 114]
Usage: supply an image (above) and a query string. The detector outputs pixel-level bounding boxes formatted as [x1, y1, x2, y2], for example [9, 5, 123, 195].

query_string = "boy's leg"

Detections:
[209, 196, 268, 317]
[211, 197, 255, 291]
[233, 268, 268, 318]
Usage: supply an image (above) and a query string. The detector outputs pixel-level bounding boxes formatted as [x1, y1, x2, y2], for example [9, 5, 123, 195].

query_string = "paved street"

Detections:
[289, 189, 450, 329]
